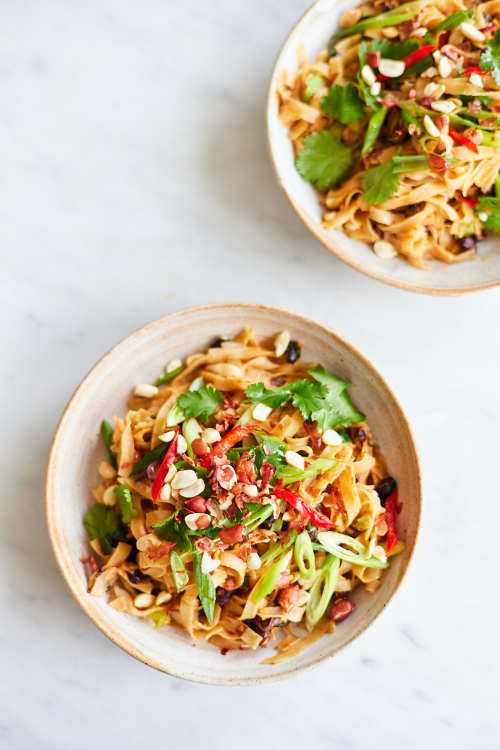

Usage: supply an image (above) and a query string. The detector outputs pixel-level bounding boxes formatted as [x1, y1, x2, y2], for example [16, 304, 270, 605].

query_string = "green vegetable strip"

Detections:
[260, 530, 297, 565]
[100, 419, 117, 469]
[294, 532, 316, 579]
[236, 405, 254, 425]
[432, 9, 473, 33]
[113, 484, 138, 524]
[253, 550, 293, 604]
[155, 363, 185, 387]
[362, 106, 388, 157]
[400, 99, 499, 133]
[276, 457, 337, 486]
[193, 550, 216, 623]
[170, 551, 189, 592]
[166, 375, 205, 426]
[495, 171, 500, 197]
[317, 531, 388, 569]
[243, 504, 274, 533]
[306, 554, 340, 628]
[130, 441, 168, 476]
[392, 155, 430, 173]
[328, 0, 429, 49]
[303, 73, 323, 102]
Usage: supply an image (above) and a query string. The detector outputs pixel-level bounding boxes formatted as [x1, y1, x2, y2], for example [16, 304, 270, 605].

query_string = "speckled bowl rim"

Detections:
[265, 1, 500, 297]
[46, 302, 422, 685]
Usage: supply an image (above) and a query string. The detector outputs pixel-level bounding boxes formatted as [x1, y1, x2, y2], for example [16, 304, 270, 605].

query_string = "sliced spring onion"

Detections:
[155, 363, 186, 387]
[306, 554, 340, 628]
[182, 417, 202, 459]
[236, 405, 254, 425]
[276, 457, 337, 486]
[193, 550, 216, 623]
[317, 531, 388, 569]
[170, 550, 189, 592]
[252, 549, 293, 604]
[260, 530, 297, 566]
[294, 531, 316, 579]
[432, 9, 473, 33]
[243, 503, 274, 533]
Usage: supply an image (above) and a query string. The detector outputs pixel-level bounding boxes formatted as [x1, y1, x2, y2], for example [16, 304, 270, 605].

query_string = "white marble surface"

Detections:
[2, 0, 500, 747]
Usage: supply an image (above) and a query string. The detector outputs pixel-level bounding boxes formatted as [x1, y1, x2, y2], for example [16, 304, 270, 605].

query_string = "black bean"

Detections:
[376, 476, 397, 505]
[400, 202, 425, 217]
[459, 235, 477, 251]
[385, 81, 401, 91]
[285, 340, 302, 363]
[245, 616, 282, 643]
[216, 587, 234, 606]
[308, 527, 318, 542]
[210, 337, 226, 348]
[128, 570, 147, 584]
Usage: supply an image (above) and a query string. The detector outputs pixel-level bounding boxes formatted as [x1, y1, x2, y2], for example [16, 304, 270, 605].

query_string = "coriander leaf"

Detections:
[362, 156, 399, 205]
[296, 131, 353, 192]
[177, 384, 224, 421]
[307, 365, 349, 398]
[475, 196, 500, 232]
[369, 38, 418, 60]
[290, 379, 328, 420]
[320, 83, 365, 124]
[303, 73, 323, 102]
[130, 442, 168, 476]
[480, 30, 500, 85]
[113, 484, 138, 524]
[245, 382, 291, 409]
[100, 419, 117, 469]
[84, 503, 127, 554]
[153, 514, 192, 553]
[193, 551, 216, 623]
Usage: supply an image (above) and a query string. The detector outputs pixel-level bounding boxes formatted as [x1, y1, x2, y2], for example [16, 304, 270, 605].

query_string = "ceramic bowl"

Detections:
[266, 0, 500, 295]
[46, 303, 421, 684]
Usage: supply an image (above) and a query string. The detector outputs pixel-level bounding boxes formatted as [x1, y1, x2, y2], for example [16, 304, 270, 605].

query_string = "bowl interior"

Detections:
[267, 0, 500, 295]
[47, 304, 421, 684]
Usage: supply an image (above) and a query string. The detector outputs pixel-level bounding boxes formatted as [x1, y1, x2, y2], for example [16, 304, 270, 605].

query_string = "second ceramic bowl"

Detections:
[267, 0, 500, 295]
[46, 303, 421, 684]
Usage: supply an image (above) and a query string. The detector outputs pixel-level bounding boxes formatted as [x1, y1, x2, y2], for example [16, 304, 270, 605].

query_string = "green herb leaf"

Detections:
[296, 131, 353, 192]
[153, 514, 192, 553]
[475, 196, 500, 232]
[155, 364, 185, 387]
[320, 83, 365, 124]
[130, 442, 168, 476]
[193, 551, 216, 623]
[303, 73, 324, 102]
[362, 157, 400, 205]
[289, 379, 329, 419]
[244, 382, 291, 409]
[308, 366, 365, 430]
[177, 384, 224, 422]
[433, 9, 473, 32]
[113, 484, 138, 524]
[481, 29, 500, 85]
[84, 503, 127, 554]
[100, 419, 117, 469]
[369, 38, 419, 60]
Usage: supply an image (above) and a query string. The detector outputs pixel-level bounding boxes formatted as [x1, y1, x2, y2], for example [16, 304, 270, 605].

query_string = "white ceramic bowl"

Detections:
[46, 303, 421, 684]
[267, 0, 500, 295]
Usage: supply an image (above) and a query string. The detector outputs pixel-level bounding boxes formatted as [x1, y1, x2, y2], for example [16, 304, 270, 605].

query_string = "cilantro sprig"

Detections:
[481, 29, 500, 85]
[295, 131, 353, 192]
[84, 504, 127, 554]
[362, 152, 429, 205]
[177, 384, 224, 422]
[244, 366, 364, 431]
[320, 83, 365, 124]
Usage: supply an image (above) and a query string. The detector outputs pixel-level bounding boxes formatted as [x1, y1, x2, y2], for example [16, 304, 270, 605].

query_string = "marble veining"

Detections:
[1, 0, 499, 747]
